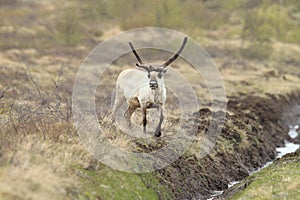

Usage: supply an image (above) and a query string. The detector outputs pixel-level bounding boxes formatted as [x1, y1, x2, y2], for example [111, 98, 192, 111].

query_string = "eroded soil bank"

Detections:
[151, 92, 300, 199]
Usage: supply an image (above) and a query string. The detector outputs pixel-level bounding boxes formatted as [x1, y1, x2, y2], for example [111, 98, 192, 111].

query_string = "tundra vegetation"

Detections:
[0, 0, 300, 199]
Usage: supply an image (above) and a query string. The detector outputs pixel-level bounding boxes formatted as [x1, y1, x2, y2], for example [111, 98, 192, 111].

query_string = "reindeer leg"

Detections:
[124, 104, 137, 129]
[124, 106, 132, 129]
[142, 106, 147, 133]
[124, 98, 140, 129]
[154, 104, 163, 137]
[112, 92, 125, 118]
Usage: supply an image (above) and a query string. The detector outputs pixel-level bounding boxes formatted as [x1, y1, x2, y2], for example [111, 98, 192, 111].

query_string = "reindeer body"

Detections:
[113, 68, 166, 137]
[112, 37, 187, 137]
[116, 68, 166, 105]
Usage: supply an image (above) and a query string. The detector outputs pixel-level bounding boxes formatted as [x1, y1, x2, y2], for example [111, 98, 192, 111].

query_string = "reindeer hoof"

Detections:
[155, 131, 161, 137]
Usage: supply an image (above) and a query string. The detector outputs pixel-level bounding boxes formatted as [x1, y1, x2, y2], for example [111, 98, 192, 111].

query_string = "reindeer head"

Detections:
[129, 37, 187, 90]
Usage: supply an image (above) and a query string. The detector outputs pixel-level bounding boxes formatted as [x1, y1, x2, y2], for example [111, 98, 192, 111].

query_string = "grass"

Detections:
[54, 8, 82, 46]
[74, 166, 161, 200]
[1, 0, 300, 56]
[1, 0, 300, 199]
[229, 157, 300, 200]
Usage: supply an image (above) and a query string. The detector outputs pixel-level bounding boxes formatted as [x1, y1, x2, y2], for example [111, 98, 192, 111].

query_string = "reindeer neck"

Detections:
[151, 85, 164, 104]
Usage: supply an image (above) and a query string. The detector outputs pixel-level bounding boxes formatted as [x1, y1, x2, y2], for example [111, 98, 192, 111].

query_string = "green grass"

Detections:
[229, 160, 300, 199]
[74, 166, 161, 200]
[54, 8, 83, 46]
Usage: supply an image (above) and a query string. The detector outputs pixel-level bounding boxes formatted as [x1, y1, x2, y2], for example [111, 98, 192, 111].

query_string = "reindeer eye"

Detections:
[147, 73, 150, 78]
[157, 73, 162, 79]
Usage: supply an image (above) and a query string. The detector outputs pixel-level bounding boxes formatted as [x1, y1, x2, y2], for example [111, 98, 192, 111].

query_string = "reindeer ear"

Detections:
[162, 68, 168, 74]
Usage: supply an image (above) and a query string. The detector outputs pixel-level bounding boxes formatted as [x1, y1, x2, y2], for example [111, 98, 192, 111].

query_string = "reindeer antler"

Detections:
[135, 63, 150, 71]
[129, 42, 143, 65]
[162, 37, 188, 68]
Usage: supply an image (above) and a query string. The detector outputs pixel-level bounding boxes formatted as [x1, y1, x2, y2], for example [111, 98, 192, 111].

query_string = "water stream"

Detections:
[208, 125, 300, 200]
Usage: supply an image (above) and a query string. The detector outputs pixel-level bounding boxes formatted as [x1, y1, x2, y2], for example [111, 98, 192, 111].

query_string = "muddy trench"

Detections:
[150, 92, 300, 200]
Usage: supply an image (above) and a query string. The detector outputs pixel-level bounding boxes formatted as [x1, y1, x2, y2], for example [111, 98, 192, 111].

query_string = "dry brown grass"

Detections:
[0, 135, 91, 200]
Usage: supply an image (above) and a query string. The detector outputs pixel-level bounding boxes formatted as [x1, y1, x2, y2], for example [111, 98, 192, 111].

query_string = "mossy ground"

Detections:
[228, 150, 300, 200]
[73, 166, 160, 200]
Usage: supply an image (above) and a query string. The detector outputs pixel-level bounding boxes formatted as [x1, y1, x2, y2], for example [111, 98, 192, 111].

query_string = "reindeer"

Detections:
[112, 37, 188, 137]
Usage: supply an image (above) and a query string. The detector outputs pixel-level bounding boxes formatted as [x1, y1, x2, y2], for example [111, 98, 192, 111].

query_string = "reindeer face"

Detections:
[147, 66, 167, 90]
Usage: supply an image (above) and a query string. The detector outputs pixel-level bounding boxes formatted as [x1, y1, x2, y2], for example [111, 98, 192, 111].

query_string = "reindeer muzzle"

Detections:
[149, 80, 158, 89]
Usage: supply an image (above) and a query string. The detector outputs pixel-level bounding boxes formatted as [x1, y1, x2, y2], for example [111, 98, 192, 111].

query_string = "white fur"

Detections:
[112, 68, 166, 136]
[116, 69, 166, 106]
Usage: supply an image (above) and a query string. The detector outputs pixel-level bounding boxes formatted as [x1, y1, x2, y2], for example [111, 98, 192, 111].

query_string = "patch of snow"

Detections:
[208, 190, 223, 200]
[228, 181, 240, 188]
[288, 125, 299, 139]
[276, 142, 299, 158]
